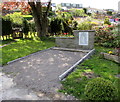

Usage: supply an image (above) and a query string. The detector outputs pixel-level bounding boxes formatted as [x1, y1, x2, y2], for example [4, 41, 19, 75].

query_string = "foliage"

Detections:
[95, 25, 120, 48]
[2, 38, 55, 65]
[50, 17, 63, 34]
[62, 21, 72, 34]
[72, 21, 78, 30]
[83, 8, 87, 14]
[77, 21, 93, 30]
[22, 15, 33, 20]
[84, 77, 118, 100]
[49, 11, 56, 17]
[61, 12, 73, 21]
[28, 21, 36, 32]
[104, 17, 111, 25]
[50, 12, 74, 35]
[22, 19, 29, 34]
[107, 11, 113, 16]
[6, 12, 24, 27]
[59, 45, 119, 100]
[2, 2, 31, 15]
[2, 1, 52, 38]
[2, 16, 12, 36]
[70, 9, 87, 17]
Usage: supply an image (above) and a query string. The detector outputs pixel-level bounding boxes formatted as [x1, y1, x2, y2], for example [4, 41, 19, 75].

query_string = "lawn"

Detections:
[59, 45, 120, 100]
[0, 39, 16, 46]
[1, 38, 56, 65]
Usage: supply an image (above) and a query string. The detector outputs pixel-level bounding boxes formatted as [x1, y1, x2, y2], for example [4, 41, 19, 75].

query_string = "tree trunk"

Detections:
[41, 16, 49, 37]
[28, 0, 51, 38]
[32, 9, 42, 38]
[28, 2, 42, 38]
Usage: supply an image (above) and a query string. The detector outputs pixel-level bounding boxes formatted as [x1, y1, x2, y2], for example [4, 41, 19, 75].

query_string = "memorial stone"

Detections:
[55, 30, 95, 50]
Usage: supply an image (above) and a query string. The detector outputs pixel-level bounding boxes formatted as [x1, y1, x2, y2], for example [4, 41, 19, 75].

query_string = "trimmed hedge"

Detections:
[2, 16, 12, 36]
[22, 15, 33, 20]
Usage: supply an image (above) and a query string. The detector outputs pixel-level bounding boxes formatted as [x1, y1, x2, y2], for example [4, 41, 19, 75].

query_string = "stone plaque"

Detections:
[79, 32, 88, 45]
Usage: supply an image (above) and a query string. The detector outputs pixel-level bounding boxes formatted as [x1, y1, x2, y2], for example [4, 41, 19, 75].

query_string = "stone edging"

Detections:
[59, 49, 95, 81]
[52, 47, 91, 53]
[7, 47, 54, 65]
[101, 52, 120, 64]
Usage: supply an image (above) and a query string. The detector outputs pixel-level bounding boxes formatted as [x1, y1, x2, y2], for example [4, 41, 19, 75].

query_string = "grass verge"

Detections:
[1, 38, 55, 65]
[59, 45, 120, 100]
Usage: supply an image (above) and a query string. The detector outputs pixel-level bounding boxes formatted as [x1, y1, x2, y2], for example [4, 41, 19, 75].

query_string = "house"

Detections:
[61, 3, 83, 9]
[86, 7, 106, 14]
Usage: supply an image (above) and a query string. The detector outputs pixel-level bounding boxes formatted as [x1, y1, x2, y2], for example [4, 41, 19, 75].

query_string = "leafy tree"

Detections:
[2, 0, 52, 38]
[50, 12, 74, 35]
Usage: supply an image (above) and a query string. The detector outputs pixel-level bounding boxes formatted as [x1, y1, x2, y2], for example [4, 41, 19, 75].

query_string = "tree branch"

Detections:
[45, 0, 52, 16]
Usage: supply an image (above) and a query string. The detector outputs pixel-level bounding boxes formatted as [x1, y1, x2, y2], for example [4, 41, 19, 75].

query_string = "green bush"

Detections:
[22, 19, 29, 34]
[28, 21, 36, 32]
[50, 17, 63, 34]
[2, 16, 12, 36]
[70, 9, 87, 17]
[72, 21, 78, 30]
[6, 12, 24, 27]
[22, 15, 33, 20]
[95, 26, 119, 48]
[78, 21, 93, 30]
[104, 17, 111, 25]
[84, 77, 118, 101]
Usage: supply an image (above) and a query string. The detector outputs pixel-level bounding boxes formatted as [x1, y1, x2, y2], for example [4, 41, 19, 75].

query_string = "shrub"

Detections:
[72, 21, 78, 30]
[95, 26, 119, 48]
[22, 15, 33, 20]
[104, 17, 111, 25]
[71, 9, 87, 17]
[6, 12, 24, 27]
[84, 77, 118, 101]
[50, 17, 63, 34]
[22, 19, 29, 34]
[28, 21, 36, 32]
[77, 21, 93, 30]
[2, 16, 12, 36]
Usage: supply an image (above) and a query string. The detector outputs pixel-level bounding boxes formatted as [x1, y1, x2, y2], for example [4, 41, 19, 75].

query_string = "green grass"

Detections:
[1, 38, 55, 65]
[0, 39, 15, 46]
[60, 45, 120, 100]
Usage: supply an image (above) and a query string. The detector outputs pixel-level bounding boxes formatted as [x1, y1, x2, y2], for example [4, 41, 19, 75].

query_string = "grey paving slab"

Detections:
[2, 49, 87, 100]
[0, 72, 44, 101]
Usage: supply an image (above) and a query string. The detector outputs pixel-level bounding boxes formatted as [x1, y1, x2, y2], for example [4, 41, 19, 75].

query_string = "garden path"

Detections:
[2, 48, 88, 100]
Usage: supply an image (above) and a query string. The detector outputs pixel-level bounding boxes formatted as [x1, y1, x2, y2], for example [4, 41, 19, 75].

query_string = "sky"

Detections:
[52, 0, 120, 11]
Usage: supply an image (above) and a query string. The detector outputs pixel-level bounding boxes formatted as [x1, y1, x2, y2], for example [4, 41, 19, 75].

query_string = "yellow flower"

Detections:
[108, 51, 113, 54]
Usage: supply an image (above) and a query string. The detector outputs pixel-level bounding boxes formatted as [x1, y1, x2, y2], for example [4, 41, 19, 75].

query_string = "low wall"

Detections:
[55, 37, 75, 48]
[55, 30, 95, 50]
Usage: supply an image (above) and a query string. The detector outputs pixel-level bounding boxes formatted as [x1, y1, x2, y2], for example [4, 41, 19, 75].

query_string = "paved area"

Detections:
[0, 72, 42, 101]
[2, 49, 87, 100]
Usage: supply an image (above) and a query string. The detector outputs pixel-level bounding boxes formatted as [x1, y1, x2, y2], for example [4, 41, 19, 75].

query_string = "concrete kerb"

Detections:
[59, 48, 95, 81]
[7, 47, 54, 65]
[52, 47, 91, 53]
